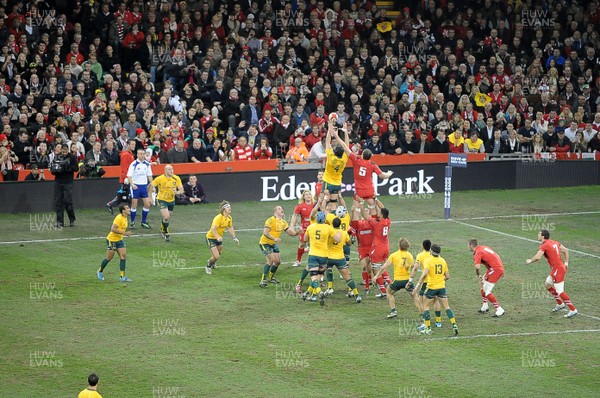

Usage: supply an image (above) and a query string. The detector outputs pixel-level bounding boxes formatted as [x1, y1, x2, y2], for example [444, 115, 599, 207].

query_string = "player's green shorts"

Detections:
[425, 287, 447, 299]
[106, 239, 125, 250]
[327, 258, 348, 270]
[389, 279, 409, 292]
[418, 283, 428, 296]
[323, 182, 341, 194]
[260, 243, 280, 255]
[307, 255, 328, 270]
[158, 199, 175, 211]
[206, 237, 222, 248]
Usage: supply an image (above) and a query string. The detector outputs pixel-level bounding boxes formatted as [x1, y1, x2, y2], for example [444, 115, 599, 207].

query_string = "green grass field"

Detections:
[1, 186, 599, 398]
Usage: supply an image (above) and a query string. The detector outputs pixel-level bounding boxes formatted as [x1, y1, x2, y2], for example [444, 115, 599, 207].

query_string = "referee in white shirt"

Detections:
[127, 148, 154, 228]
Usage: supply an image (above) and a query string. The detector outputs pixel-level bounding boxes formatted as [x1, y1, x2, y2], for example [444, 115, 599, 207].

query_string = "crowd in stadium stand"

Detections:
[1, 0, 600, 181]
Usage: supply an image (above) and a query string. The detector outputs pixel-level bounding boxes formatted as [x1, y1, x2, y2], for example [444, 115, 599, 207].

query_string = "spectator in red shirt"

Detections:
[258, 109, 280, 139]
[161, 129, 188, 152]
[65, 43, 84, 65]
[263, 94, 284, 120]
[233, 136, 253, 161]
[122, 24, 145, 50]
[254, 137, 273, 159]
[553, 130, 571, 153]
[122, 24, 145, 70]
[309, 105, 327, 127]
[304, 123, 322, 150]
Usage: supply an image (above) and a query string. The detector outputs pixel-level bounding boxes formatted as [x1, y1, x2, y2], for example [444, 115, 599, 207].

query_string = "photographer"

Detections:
[78, 159, 106, 178]
[50, 143, 78, 227]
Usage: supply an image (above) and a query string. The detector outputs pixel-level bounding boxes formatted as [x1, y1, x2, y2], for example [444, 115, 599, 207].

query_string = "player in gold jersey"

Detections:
[151, 165, 183, 242]
[259, 206, 299, 287]
[373, 238, 414, 318]
[325, 217, 361, 304]
[414, 244, 458, 335]
[322, 124, 349, 212]
[408, 240, 443, 330]
[324, 204, 352, 294]
[97, 204, 132, 282]
[295, 192, 326, 293]
[301, 211, 341, 304]
[78, 373, 102, 398]
[205, 200, 239, 275]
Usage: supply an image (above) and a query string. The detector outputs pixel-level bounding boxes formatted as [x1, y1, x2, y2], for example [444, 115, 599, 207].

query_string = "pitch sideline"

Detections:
[3, 210, 600, 250]
[427, 328, 600, 341]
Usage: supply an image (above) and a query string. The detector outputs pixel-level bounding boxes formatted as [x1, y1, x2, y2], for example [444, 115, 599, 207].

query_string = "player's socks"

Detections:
[382, 272, 391, 284]
[326, 269, 333, 289]
[345, 278, 357, 292]
[298, 268, 309, 285]
[559, 292, 576, 311]
[307, 286, 314, 295]
[262, 265, 270, 281]
[446, 309, 457, 326]
[362, 271, 369, 286]
[269, 265, 279, 279]
[480, 289, 488, 303]
[423, 310, 431, 328]
[310, 280, 320, 296]
[487, 293, 499, 308]
[160, 220, 169, 234]
[296, 248, 304, 262]
[99, 258, 110, 272]
[142, 208, 150, 223]
[376, 277, 386, 293]
[119, 259, 126, 277]
[435, 311, 442, 324]
[130, 208, 137, 222]
[548, 286, 563, 304]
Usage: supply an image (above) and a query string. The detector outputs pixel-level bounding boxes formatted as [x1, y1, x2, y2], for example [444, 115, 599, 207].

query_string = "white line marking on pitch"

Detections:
[176, 262, 277, 270]
[3, 210, 599, 246]
[427, 329, 600, 341]
[576, 313, 600, 321]
[452, 220, 600, 260]
[0, 227, 266, 245]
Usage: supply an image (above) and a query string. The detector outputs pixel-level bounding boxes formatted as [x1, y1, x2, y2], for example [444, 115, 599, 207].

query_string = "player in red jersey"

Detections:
[526, 229, 577, 318]
[469, 239, 505, 317]
[357, 201, 391, 296]
[290, 190, 315, 267]
[332, 126, 393, 215]
[351, 203, 375, 294]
